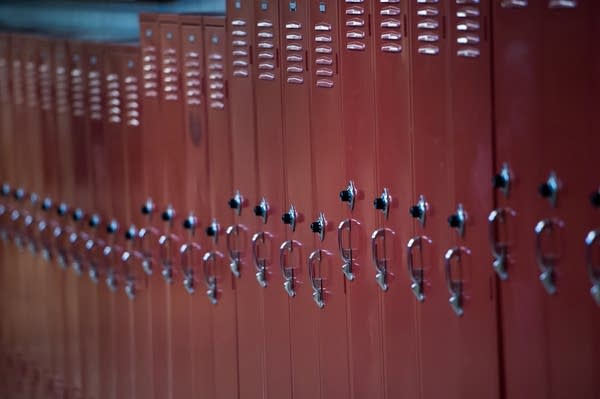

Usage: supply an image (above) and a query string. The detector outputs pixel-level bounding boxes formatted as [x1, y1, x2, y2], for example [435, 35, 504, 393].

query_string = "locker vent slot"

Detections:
[208, 49, 226, 109]
[455, 1, 481, 58]
[106, 73, 121, 124]
[162, 47, 179, 101]
[124, 75, 139, 126]
[88, 69, 102, 120]
[141, 45, 158, 98]
[378, 1, 403, 53]
[183, 50, 202, 106]
[256, 19, 277, 80]
[314, 20, 335, 88]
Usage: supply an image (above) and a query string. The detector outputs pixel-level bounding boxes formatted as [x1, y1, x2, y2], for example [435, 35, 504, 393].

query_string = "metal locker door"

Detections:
[371, 1, 420, 398]
[203, 18, 241, 399]
[279, 2, 321, 398]
[306, 1, 350, 398]
[338, 1, 383, 397]
[120, 44, 155, 399]
[408, 1, 456, 398]
[138, 13, 170, 399]
[178, 15, 215, 399]
[537, 2, 598, 396]
[252, 1, 293, 398]
[446, 1, 500, 397]
[158, 14, 195, 399]
[225, 2, 265, 398]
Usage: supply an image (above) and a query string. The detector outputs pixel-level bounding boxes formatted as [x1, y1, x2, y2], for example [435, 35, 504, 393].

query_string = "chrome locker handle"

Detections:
[371, 228, 395, 292]
[158, 234, 173, 284]
[121, 251, 140, 299]
[444, 246, 471, 317]
[534, 218, 564, 295]
[202, 251, 222, 305]
[226, 224, 243, 278]
[548, 0, 577, 9]
[338, 218, 358, 281]
[279, 240, 301, 297]
[500, 0, 528, 8]
[406, 235, 432, 302]
[180, 242, 202, 295]
[103, 246, 118, 292]
[251, 232, 268, 287]
[585, 229, 600, 306]
[488, 208, 516, 281]
[307, 249, 325, 309]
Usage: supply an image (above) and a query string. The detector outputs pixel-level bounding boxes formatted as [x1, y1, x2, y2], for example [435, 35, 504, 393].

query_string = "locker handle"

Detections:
[444, 246, 471, 317]
[158, 234, 174, 284]
[338, 218, 358, 281]
[121, 250, 143, 299]
[371, 228, 394, 292]
[280, 240, 301, 298]
[307, 249, 325, 309]
[137, 226, 160, 275]
[85, 238, 100, 283]
[52, 222, 69, 268]
[226, 224, 245, 278]
[584, 229, 600, 306]
[406, 235, 432, 302]
[534, 218, 564, 295]
[252, 232, 268, 287]
[102, 245, 119, 292]
[488, 208, 516, 281]
[202, 251, 222, 305]
[179, 242, 202, 294]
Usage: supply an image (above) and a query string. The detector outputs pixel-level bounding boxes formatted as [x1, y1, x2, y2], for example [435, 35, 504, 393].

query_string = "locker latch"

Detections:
[308, 249, 325, 309]
[310, 212, 327, 242]
[57, 202, 68, 217]
[585, 229, 600, 306]
[14, 187, 25, 202]
[1, 183, 10, 197]
[409, 195, 427, 227]
[125, 224, 138, 240]
[373, 188, 391, 220]
[226, 225, 242, 278]
[228, 190, 244, 216]
[534, 218, 564, 295]
[444, 247, 470, 317]
[202, 251, 219, 304]
[141, 198, 155, 216]
[252, 231, 268, 287]
[206, 219, 220, 244]
[448, 204, 467, 238]
[183, 214, 198, 232]
[338, 219, 355, 281]
[279, 239, 299, 297]
[41, 197, 52, 211]
[538, 171, 560, 208]
[254, 198, 270, 224]
[339, 181, 357, 211]
[493, 163, 511, 198]
[106, 219, 119, 235]
[72, 208, 84, 222]
[488, 208, 516, 281]
[161, 205, 176, 223]
[88, 214, 101, 228]
[159, 234, 173, 284]
[371, 228, 394, 292]
[407, 235, 431, 302]
[281, 205, 297, 232]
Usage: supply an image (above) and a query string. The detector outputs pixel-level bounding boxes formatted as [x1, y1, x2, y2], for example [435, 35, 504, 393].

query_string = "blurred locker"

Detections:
[119, 44, 154, 399]
[370, 1, 420, 398]
[178, 14, 215, 399]
[491, 1, 600, 397]
[252, 1, 293, 398]
[225, 1, 265, 398]
[337, 1, 384, 398]
[202, 16, 240, 399]
[306, 1, 351, 398]
[158, 14, 195, 399]
[138, 13, 170, 399]
[278, 2, 321, 399]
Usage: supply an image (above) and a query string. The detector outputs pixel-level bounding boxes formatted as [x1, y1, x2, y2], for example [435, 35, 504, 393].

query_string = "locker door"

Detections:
[408, 1, 455, 398]
[158, 14, 194, 399]
[278, 2, 321, 398]
[446, 1, 499, 397]
[306, 1, 350, 398]
[225, 2, 264, 398]
[371, 1, 420, 397]
[252, 1, 292, 398]
[202, 18, 241, 399]
[138, 13, 169, 399]
[178, 15, 214, 399]
[337, 1, 383, 397]
[120, 45, 154, 399]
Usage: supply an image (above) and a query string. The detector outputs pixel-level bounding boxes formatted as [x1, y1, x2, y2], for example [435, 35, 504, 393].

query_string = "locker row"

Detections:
[1, 1, 599, 399]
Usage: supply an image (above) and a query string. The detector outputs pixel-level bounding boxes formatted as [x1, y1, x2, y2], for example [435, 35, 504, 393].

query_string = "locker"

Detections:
[202, 17, 240, 399]
[492, 1, 600, 396]
[306, 1, 351, 398]
[119, 45, 154, 399]
[252, 1, 293, 398]
[158, 13, 195, 399]
[337, 1, 383, 398]
[225, 1, 265, 398]
[178, 14, 215, 399]
[370, 1, 420, 398]
[138, 12, 170, 399]
[278, 2, 321, 399]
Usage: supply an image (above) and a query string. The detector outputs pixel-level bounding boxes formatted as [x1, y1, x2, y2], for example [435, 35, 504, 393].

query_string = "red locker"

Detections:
[492, 1, 599, 397]
[178, 14, 215, 399]
[138, 12, 170, 399]
[337, 1, 383, 397]
[158, 14, 194, 399]
[278, 2, 321, 398]
[371, 1, 420, 397]
[225, 1, 265, 398]
[306, 1, 351, 398]
[252, 1, 293, 398]
[202, 17, 240, 399]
